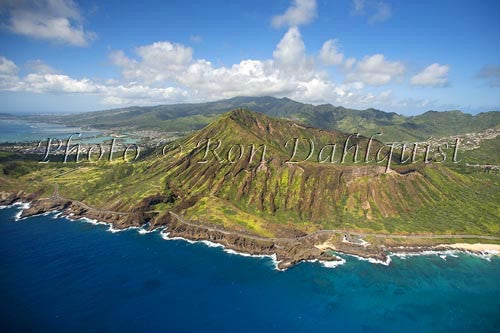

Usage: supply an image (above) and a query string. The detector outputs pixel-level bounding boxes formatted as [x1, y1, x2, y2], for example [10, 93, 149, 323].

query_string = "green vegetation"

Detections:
[461, 136, 500, 165]
[1, 109, 499, 239]
[30, 96, 500, 142]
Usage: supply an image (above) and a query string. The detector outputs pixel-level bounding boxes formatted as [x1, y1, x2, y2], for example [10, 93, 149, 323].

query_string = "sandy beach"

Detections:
[445, 243, 500, 254]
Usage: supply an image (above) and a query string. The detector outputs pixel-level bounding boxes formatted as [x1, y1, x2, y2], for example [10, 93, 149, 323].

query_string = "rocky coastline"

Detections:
[1, 190, 498, 270]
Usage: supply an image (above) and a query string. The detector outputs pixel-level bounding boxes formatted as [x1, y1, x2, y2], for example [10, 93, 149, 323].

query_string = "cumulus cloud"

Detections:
[271, 0, 317, 28]
[110, 41, 193, 83]
[22, 73, 98, 93]
[0, 56, 20, 91]
[0, 66, 97, 93]
[1, 0, 95, 46]
[272, 27, 315, 79]
[105, 29, 402, 106]
[347, 54, 405, 86]
[25, 60, 59, 74]
[273, 27, 307, 65]
[108, 27, 313, 101]
[0, 56, 18, 75]
[475, 65, 500, 87]
[319, 39, 344, 66]
[0, 25, 415, 109]
[410, 63, 450, 87]
[344, 57, 356, 70]
[0, 55, 189, 105]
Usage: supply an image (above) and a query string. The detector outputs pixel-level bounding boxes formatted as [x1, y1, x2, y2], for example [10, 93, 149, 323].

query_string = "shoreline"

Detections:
[1, 193, 499, 270]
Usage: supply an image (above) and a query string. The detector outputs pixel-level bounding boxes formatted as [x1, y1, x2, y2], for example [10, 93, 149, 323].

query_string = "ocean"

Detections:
[1, 206, 499, 332]
[0, 119, 102, 143]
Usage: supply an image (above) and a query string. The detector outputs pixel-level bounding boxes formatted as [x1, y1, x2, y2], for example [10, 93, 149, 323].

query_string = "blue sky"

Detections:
[0, 0, 499, 114]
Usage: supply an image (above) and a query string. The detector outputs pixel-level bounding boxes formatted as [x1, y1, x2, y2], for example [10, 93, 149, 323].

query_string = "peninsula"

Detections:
[1, 109, 499, 269]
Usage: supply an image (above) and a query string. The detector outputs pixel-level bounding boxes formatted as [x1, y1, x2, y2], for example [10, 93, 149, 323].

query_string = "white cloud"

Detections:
[410, 63, 450, 87]
[344, 57, 356, 70]
[272, 27, 314, 79]
[0, 55, 189, 105]
[175, 58, 293, 99]
[273, 27, 306, 65]
[347, 54, 405, 86]
[0, 26, 420, 110]
[109, 27, 318, 101]
[0, 56, 18, 75]
[0, 69, 98, 94]
[25, 60, 59, 74]
[0, 52, 401, 109]
[319, 39, 344, 66]
[271, 0, 317, 28]
[110, 41, 193, 83]
[2, 0, 95, 46]
[22, 73, 98, 93]
[0, 56, 20, 91]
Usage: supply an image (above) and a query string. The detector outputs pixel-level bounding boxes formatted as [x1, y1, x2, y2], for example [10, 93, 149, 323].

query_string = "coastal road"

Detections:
[168, 211, 500, 242]
[51, 183, 129, 216]
[48, 183, 500, 242]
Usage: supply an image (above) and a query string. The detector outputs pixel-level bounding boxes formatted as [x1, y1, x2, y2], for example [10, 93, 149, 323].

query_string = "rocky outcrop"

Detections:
[62, 202, 127, 225]
[6, 188, 490, 270]
[156, 212, 342, 270]
[20, 198, 71, 218]
[0, 189, 43, 206]
[0, 188, 399, 269]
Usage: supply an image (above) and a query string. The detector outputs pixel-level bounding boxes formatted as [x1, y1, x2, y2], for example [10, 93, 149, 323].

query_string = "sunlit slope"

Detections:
[3, 109, 500, 237]
[49, 96, 500, 142]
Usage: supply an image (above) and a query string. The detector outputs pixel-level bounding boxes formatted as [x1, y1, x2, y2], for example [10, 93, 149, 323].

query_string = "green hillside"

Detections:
[3, 109, 499, 239]
[462, 136, 500, 165]
[40, 96, 500, 142]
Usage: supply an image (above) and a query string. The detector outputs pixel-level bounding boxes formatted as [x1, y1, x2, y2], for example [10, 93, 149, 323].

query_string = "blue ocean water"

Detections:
[1, 206, 499, 333]
[0, 119, 103, 143]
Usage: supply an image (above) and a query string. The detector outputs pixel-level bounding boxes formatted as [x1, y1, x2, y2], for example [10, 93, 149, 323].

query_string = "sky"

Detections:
[0, 0, 499, 115]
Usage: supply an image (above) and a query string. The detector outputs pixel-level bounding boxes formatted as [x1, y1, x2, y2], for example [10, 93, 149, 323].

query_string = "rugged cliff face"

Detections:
[155, 109, 390, 226]
[146, 109, 496, 237]
[156, 212, 342, 270]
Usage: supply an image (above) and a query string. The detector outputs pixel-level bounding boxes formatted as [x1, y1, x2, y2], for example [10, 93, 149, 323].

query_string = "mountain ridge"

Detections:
[9, 108, 495, 236]
[39, 96, 500, 142]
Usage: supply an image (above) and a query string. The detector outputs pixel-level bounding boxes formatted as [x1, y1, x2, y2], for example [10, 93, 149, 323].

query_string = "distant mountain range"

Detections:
[22, 96, 500, 141]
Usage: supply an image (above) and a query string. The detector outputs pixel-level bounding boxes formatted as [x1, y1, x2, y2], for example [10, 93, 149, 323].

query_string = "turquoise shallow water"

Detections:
[0, 119, 102, 143]
[1, 206, 499, 332]
[0, 119, 138, 146]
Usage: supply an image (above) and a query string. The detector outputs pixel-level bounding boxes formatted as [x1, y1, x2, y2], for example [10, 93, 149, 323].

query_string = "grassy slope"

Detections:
[1, 109, 499, 238]
[40, 96, 500, 142]
[304, 109, 500, 142]
[462, 136, 500, 165]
